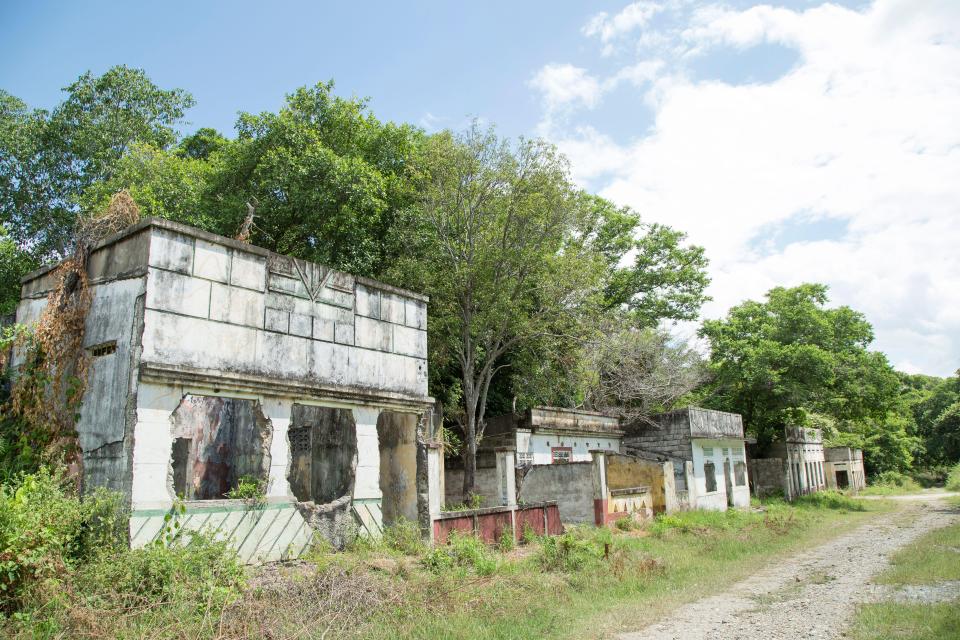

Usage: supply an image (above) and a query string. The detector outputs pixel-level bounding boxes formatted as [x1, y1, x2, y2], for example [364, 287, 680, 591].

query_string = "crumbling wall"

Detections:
[444, 466, 500, 507]
[622, 415, 693, 460]
[169, 395, 273, 500]
[605, 453, 676, 513]
[287, 404, 357, 503]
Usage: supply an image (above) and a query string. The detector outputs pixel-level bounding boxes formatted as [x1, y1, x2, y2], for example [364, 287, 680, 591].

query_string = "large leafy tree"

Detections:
[393, 124, 711, 495]
[202, 81, 423, 278]
[0, 66, 194, 259]
[394, 125, 602, 494]
[905, 371, 960, 465]
[699, 283, 901, 452]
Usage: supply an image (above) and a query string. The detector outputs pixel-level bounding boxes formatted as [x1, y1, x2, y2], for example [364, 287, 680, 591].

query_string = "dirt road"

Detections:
[618, 494, 960, 640]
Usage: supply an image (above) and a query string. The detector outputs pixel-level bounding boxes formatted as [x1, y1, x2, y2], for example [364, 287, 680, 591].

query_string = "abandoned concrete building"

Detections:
[824, 446, 866, 492]
[15, 218, 441, 562]
[748, 427, 827, 499]
[444, 406, 623, 506]
[623, 407, 751, 510]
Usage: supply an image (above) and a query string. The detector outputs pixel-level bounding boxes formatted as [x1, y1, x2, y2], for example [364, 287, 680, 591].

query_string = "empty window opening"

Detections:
[287, 405, 357, 504]
[89, 341, 117, 357]
[836, 469, 849, 489]
[704, 461, 717, 492]
[169, 395, 272, 501]
[377, 411, 419, 527]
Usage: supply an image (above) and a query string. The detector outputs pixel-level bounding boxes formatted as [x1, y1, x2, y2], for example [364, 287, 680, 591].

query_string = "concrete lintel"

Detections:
[138, 363, 433, 412]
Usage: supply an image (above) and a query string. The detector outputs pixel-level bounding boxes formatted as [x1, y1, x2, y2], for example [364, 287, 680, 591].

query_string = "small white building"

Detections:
[623, 407, 751, 510]
[488, 406, 624, 465]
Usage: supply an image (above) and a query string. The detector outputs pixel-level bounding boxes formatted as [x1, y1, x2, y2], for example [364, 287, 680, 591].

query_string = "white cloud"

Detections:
[529, 63, 603, 113]
[533, 0, 960, 377]
[584, 2, 666, 53]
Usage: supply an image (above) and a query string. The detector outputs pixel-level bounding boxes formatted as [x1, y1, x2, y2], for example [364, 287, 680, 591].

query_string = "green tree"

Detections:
[396, 124, 604, 495]
[699, 284, 901, 452]
[202, 81, 423, 277]
[0, 227, 36, 315]
[0, 67, 194, 259]
[907, 371, 960, 464]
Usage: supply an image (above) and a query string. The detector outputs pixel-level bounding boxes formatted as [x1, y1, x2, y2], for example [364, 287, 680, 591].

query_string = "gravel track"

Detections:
[617, 496, 960, 640]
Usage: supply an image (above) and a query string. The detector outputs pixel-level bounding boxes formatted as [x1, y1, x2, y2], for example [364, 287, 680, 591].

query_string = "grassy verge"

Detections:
[354, 493, 883, 640]
[4, 478, 887, 640]
[849, 498, 960, 640]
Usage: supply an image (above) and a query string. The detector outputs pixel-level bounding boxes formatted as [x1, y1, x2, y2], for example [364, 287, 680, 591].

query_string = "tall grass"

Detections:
[946, 462, 960, 491]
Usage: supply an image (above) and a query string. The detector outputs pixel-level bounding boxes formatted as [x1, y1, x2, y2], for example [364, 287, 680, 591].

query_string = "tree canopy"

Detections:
[698, 284, 902, 456]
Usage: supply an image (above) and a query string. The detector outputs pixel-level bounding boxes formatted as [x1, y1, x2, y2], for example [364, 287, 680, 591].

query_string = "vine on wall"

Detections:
[1, 192, 140, 478]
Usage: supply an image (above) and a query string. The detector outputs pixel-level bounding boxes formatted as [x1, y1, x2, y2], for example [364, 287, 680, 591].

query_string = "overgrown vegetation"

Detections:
[946, 462, 960, 492]
[861, 470, 923, 495]
[0, 466, 885, 638]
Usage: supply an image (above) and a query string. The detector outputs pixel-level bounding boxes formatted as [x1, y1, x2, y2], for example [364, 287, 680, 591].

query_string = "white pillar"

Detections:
[495, 448, 517, 507]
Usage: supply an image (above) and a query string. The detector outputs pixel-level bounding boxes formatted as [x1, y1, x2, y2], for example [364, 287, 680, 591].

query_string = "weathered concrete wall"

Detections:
[690, 439, 751, 510]
[444, 466, 500, 507]
[287, 405, 357, 503]
[485, 407, 623, 465]
[517, 462, 595, 523]
[77, 277, 146, 495]
[19, 219, 440, 562]
[377, 411, 419, 526]
[824, 447, 866, 491]
[130, 501, 315, 563]
[622, 415, 693, 460]
[605, 453, 676, 513]
[138, 222, 428, 401]
[750, 457, 787, 497]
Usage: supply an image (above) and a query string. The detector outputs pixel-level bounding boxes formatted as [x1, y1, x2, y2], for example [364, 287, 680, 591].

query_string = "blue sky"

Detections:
[2, 1, 958, 377]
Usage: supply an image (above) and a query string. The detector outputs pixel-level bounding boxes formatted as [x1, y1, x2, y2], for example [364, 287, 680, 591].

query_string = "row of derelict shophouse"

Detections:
[11, 219, 867, 562]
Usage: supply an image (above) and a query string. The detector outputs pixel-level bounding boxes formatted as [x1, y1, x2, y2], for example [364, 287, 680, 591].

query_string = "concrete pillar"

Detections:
[495, 448, 517, 507]
[684, 460, 697, 508]
[591, 450, 608, 526]
[661, 461, 678, 513]
[428, 446, 443, 518]
[352, 407, 382, 501]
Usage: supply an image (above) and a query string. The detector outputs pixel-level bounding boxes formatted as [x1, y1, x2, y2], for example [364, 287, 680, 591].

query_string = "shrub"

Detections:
[615, 516, 638, 531]
[947, 463, 960, 492]
[497, 526, 515, 553]
[422, 532, 496, 576]
[911, 466, 950, 488]
[74, 529, 245, 612]
[862, 471, 923, 495]
[0, 467, 127, 612]
[536, 531, 603, 572]
[382, 518, 426, 556]
[225, 474, 267, 505]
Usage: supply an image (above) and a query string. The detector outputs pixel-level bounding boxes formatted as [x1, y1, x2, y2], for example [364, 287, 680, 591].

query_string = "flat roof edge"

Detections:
[19, 218, 430, 301]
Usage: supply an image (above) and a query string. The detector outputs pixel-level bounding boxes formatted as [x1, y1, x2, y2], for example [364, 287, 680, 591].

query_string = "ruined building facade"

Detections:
[16, 219, 441, 562]
[623, 407, 752, 510]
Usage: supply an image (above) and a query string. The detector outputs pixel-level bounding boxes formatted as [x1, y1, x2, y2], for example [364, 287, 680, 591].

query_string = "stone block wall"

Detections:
[138, 222, 427, 399]
[622, 417, 693, 460]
